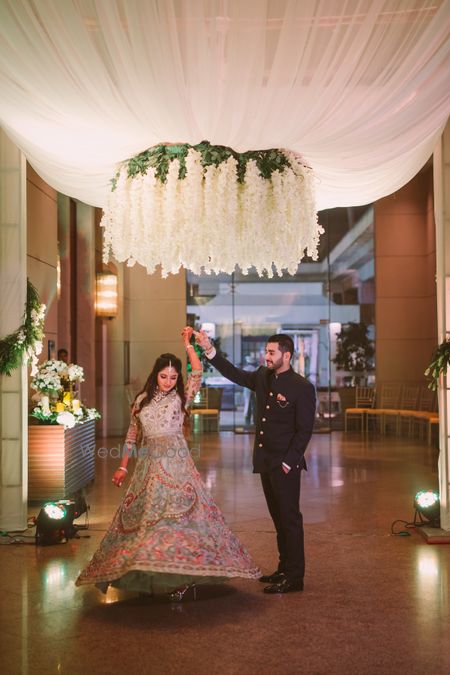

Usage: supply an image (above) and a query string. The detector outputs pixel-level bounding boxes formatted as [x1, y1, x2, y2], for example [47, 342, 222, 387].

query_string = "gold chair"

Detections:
[344, 387, 376, 432]
[191, 386, 223, 432]
[389, 385, 420, 436]
[427, 415, 439, 446]
[366, 383, 401, 433]
[410, 387, 437, 443]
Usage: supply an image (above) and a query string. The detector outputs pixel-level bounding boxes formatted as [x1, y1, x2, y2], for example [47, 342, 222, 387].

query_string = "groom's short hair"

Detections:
[266, 334, 294, 359]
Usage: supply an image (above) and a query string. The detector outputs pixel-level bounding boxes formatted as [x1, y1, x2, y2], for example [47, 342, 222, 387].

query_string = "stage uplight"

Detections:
[35, 501, 74, 545]
[414, 490, 440, 527]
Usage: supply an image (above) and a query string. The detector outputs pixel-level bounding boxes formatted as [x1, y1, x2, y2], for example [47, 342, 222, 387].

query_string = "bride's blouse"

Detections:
[124, 369, 202, 445]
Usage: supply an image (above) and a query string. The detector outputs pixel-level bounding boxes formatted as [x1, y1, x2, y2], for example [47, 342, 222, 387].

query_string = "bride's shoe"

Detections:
[168, 584, 197, 602]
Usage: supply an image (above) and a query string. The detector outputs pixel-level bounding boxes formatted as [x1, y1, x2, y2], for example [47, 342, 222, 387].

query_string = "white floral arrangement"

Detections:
[101, 141, 322, 278]
[30, 359, 100, 428]
[30, 359, 84, 393]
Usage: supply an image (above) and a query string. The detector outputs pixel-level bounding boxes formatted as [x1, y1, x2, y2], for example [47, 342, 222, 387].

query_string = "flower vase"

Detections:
[63, 389, 73, 407]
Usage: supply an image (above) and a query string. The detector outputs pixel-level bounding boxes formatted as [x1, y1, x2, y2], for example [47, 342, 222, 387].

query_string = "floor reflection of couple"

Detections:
[76, 327, 316, 600]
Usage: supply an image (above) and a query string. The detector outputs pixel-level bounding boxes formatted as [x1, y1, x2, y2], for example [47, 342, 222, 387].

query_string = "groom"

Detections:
[194, 331, 316, 594]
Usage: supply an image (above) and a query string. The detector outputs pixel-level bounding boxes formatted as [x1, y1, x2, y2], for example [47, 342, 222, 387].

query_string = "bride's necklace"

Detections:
[154, 388, 173, 403]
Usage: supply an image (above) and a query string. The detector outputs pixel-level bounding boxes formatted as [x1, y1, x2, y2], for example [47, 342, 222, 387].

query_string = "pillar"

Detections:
[0, 130, 28, 531]
[374, 167, 437, 385]
[434, 119, 450, 531]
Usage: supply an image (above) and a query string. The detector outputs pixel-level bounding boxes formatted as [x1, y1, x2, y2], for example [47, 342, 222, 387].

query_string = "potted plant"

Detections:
[28, 360, 100, 502]
[333, 322, 375, 412]
[333, 322, 374, 384]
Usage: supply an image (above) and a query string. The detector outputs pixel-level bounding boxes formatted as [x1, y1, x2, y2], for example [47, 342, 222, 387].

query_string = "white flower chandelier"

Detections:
[101, 141, 321, 278]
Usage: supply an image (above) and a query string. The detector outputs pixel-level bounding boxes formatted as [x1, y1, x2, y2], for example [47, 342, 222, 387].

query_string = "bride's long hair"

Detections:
[133, 353, 189, 439]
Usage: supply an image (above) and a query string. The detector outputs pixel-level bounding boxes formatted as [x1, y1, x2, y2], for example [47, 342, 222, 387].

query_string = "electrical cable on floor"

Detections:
[390, 510, 434, 536]
[0, 531, 36, 545]
[390, 519, 414, 536]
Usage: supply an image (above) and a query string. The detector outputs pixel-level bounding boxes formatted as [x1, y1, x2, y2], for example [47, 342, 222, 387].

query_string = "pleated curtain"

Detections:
[0, 0, 449, 209]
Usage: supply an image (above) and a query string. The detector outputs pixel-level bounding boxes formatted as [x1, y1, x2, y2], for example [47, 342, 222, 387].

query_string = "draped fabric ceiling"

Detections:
[0, 0, 449, 210]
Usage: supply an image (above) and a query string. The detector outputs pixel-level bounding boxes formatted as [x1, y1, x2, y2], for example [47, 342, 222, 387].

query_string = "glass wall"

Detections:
[187, 205, 375, 431]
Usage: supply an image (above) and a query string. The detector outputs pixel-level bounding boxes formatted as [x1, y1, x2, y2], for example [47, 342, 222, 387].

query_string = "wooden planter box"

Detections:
[28, 420, 96, 502]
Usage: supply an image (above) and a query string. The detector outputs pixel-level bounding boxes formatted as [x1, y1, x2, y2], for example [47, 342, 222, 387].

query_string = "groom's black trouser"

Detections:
[260, 465, 304, 581]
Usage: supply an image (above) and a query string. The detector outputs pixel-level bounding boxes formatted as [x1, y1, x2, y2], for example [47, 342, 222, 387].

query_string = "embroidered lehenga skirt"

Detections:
[76, 432, 260, 594]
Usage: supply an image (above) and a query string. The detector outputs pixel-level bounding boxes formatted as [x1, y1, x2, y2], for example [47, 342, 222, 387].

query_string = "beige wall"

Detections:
[75, 203, 96, 407]
[95, 221, 187, 437]
[124, 265, 187, 389]
[28, 182, 97, 408]
[102, 264, 186, 437]
[57, 195, 96, 407]
[57, 194, 71, 356]
[374, 165, 437, 384]
[27, 165, 58, 359]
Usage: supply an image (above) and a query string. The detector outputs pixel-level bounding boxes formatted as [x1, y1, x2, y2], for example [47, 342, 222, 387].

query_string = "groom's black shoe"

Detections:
[259, 571, 285, 584]
[263, 578, 304, 594]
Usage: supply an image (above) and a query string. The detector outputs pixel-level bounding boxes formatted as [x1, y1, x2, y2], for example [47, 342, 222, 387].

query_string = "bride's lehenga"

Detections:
[76, 370, 260, 594]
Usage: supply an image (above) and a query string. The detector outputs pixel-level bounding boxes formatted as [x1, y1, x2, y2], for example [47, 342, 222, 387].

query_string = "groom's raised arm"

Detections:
[210, 351, 258, 390]
[195, 330, 258, 390]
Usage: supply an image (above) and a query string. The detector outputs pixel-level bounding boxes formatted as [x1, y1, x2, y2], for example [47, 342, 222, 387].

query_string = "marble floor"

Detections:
[0, 431, 449, 675]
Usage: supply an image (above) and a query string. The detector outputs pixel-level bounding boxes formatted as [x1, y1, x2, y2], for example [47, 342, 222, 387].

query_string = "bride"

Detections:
[76, 327, 260, 600]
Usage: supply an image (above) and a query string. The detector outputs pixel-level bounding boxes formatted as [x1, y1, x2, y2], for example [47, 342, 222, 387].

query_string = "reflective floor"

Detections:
[1, 432, 449, 675]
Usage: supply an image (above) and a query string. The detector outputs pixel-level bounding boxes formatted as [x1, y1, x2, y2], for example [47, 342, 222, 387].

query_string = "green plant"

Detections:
[425, 339, 450, 390]
[0, 279, 45, 376]
[333, 322, 374, 373]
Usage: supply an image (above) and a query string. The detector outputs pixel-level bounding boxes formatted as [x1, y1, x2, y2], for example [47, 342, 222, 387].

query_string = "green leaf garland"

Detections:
[111, 140, 293, 190]
[0, 279, 45, 376]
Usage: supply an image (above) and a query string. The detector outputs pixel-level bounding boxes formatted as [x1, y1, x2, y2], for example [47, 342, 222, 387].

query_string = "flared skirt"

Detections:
[76, 434, 260, 593]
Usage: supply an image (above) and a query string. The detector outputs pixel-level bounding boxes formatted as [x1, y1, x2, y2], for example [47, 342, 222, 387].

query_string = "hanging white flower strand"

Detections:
[101, 142, 322, 278]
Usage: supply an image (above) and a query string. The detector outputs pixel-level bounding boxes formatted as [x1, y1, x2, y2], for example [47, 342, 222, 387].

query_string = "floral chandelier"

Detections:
[101, 141, 321, 277]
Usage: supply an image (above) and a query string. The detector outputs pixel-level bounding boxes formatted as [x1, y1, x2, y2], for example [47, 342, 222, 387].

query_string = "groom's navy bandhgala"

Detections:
[209, 352, 316, 583]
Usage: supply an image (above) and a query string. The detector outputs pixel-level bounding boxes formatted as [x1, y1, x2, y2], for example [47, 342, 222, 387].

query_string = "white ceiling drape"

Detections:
[0, 0, 449, 210]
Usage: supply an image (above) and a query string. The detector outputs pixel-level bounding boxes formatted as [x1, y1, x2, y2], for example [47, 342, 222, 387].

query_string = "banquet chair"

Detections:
[191, 387, 223, 432]
[366, 383, 402, 433]
[344, 387, 376, 432]
[387, 384, 420, 436]
[410, 387, 437, 442]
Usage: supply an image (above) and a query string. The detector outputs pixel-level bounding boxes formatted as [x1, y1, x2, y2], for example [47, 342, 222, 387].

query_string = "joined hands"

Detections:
[181, 327, 213, 353]
[193, 329, 213, 353]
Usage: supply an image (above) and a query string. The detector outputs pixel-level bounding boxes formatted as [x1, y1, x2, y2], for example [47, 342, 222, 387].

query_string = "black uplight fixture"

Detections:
[35, 501, 75, 545]
[414, 490, 440, 527]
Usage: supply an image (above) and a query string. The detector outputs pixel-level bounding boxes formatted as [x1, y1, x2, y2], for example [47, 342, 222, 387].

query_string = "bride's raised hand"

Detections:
[181, 326, 194, 347]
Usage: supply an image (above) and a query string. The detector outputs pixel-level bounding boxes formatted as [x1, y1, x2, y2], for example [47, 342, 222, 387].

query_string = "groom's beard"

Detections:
[266, 356, 283, 370]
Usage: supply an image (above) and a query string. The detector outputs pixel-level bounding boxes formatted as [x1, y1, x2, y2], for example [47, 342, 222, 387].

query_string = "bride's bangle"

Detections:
[117, 467, 128, 473]
[186, 345, 194, 350]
